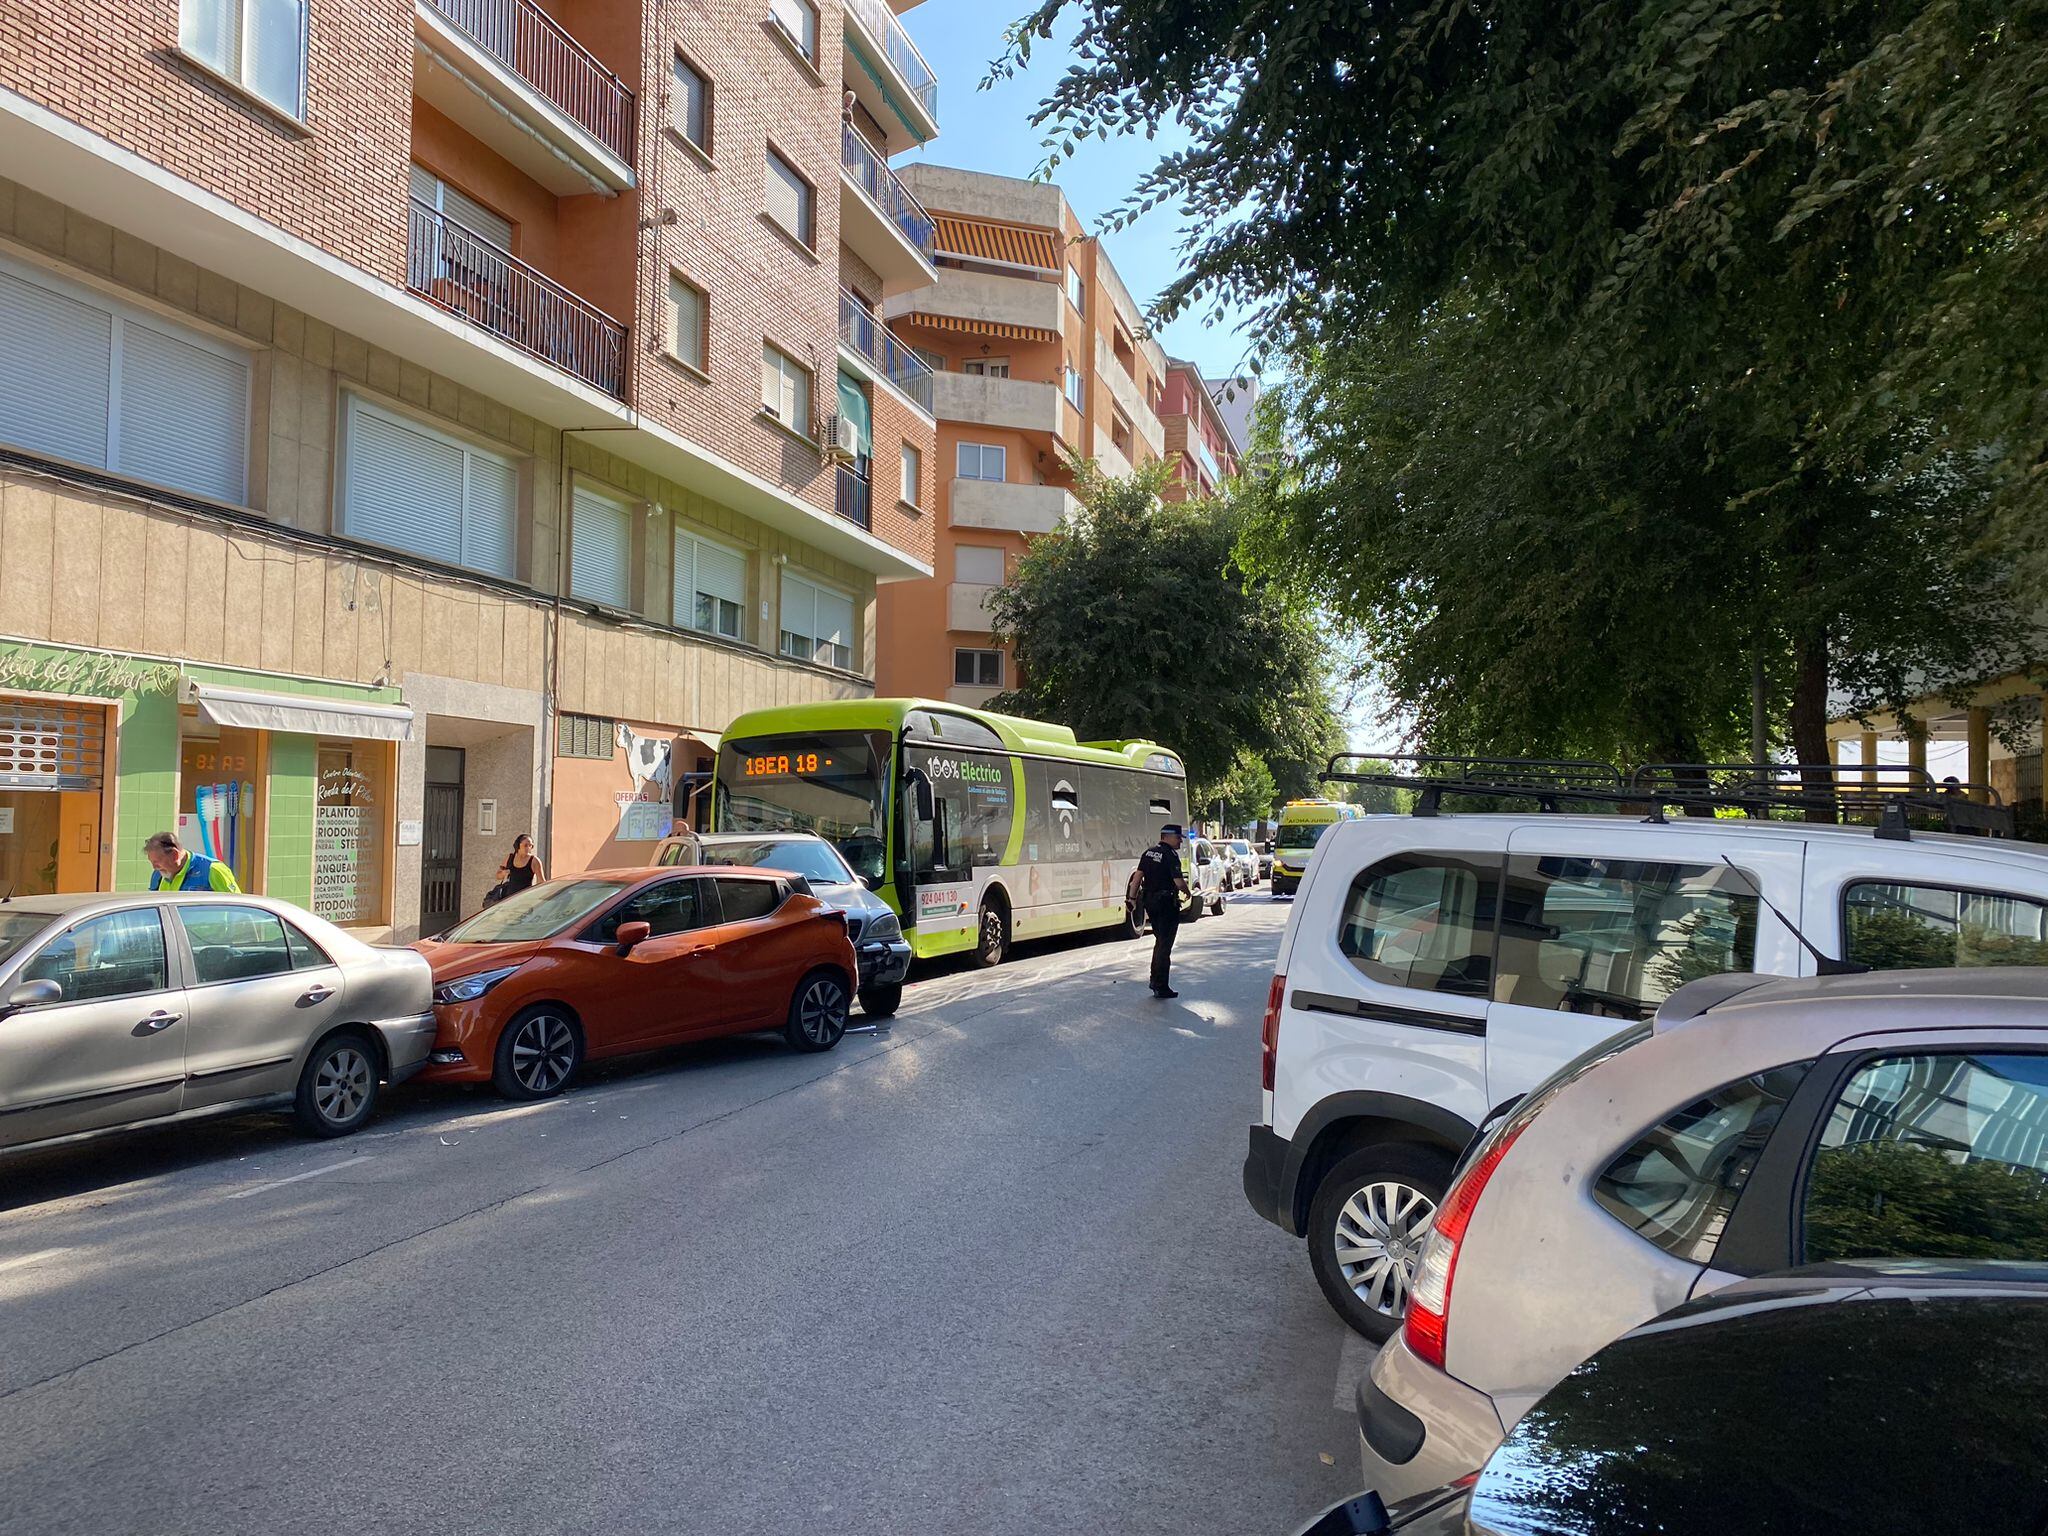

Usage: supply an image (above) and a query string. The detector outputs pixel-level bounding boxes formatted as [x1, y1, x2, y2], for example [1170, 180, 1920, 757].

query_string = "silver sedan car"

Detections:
[0, 892, 434, 1154]
[1360, 966, 2048, 1504]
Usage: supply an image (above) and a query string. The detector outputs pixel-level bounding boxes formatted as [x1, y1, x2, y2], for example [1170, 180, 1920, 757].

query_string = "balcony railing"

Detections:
[424, 0, 636, 164]
[839, 288, 934, 413]
[407, 199, 628, 398]
[835, 463, 872, 529]
[841, 123, 936, 261]
[842, 0, 938, 119]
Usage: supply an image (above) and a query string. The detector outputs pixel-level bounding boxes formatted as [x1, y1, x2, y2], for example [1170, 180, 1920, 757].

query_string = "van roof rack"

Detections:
[1319, 754, 2016, 839]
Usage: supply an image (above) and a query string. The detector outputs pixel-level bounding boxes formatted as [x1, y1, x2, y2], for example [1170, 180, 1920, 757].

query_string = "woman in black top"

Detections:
[497, 833, 544, 896]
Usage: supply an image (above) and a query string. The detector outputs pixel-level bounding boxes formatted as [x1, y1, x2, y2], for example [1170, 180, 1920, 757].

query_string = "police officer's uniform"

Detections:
[1136, 827, 1187, 998]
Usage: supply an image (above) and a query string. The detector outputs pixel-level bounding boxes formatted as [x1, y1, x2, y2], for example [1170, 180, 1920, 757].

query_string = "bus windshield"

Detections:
[716, 732, 891, 885]
[1278, 821, 1334, 851]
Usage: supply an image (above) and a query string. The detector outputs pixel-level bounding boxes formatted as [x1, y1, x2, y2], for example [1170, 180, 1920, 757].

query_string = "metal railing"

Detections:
[841, 0, 938, 119]
[835, 463, 872, 529]
[425, 0, 636, 164]
[838, 288, 934, 413]
[407, 200, 628, 398]
[841, 123, 936, 261]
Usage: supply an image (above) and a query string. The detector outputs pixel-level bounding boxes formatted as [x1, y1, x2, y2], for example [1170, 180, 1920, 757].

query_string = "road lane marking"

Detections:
[1333, 1328, 1376, 1411]
[224, 1157, 365, 1200]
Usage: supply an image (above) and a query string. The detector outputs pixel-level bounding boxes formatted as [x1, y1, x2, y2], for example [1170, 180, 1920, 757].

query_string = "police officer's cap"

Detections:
[1159, 824, 1183, 839]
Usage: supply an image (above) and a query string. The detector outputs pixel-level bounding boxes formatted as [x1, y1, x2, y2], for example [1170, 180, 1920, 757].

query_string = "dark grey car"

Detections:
[657, 831, 911, 1016]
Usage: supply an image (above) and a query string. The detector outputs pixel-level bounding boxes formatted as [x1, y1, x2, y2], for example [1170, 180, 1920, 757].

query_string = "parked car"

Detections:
[1187, 838, 1229, 916]
[1244, 798, 2048, 1341]
[1221, 839, 1260, 889]
[1354, 967, 2048, 1504]
[1318, 1264, 2048, 1535]
[0, 893, 434, 1153]
[1258, 841, 1275, 881]
[415, 867, 858, 1099]
[657, 831, 911, 1017]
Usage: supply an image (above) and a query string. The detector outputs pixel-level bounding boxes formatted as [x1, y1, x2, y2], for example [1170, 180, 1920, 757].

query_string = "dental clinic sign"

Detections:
[0, 647, 179, 698]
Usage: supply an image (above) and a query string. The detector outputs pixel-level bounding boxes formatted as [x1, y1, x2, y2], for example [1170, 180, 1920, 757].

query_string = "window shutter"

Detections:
[461, 449, 517, 578]
[118, 317, 248, 502]
[0, 262, 113, 471]
[695, 539, 746, 608]
[766, 151, 808, 243]
[779, 570, 814, 650]
[673, 54, 708, 145]
[571, 486, 632, 608]
[815, 586, 855, 653]
[440, 181, 511, 249]
[768, 0, 815, 56]
[669, 275, 703, 365]
[407, 162, 435, 208]
[341, 398, 465, 567]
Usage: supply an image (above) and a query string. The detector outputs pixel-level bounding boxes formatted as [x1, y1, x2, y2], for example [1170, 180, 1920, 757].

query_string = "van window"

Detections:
[1278, 820, 1332, 851]
[1337, 854, 1501, 998]
[1493, 857, 1758, 1020]
[1844, 882, 2048, 970]
[1804, 1052, 2048, 1264]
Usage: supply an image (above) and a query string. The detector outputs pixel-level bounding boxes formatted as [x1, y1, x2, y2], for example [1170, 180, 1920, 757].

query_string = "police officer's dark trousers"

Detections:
[1146, 892, 1181, 993]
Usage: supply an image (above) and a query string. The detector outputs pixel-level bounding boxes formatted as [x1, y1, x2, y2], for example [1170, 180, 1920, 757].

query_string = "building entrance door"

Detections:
[421, 746, 466, 937]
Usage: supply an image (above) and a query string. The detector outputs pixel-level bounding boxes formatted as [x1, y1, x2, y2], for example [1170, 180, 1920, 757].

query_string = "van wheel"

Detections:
[1308, 1144, 1452, 1341]
[293, 1029, 380, 1137]
[974, 899, 1009, 967]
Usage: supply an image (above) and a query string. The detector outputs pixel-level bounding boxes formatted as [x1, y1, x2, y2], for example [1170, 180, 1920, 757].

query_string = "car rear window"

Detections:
[715, 878, 782, 923]
[1843, 882, 2048, 970]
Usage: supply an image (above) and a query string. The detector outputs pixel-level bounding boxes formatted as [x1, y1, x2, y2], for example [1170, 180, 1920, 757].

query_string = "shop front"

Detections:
[551, 714, 724, 873]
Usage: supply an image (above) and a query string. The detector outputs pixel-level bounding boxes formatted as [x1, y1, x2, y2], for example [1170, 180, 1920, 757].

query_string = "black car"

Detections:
[657, 831, 912, 1016]
[1305, 1263, 2048, 1535]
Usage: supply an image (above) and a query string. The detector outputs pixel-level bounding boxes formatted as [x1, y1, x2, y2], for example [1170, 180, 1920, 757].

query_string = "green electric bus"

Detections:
[712, 699, 1188, 964]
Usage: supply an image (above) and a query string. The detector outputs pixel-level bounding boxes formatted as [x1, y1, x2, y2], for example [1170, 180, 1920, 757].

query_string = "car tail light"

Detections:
[1403, 1118, 1529, 1371]
[1260, 974, 1284, 1091]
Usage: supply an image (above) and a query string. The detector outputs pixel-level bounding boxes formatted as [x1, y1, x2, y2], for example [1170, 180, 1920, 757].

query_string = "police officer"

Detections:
[1136, 824, 1191, 999]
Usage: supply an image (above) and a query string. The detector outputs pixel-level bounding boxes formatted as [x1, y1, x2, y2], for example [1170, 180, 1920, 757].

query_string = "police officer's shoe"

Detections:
[1151, 986, 1179, 999]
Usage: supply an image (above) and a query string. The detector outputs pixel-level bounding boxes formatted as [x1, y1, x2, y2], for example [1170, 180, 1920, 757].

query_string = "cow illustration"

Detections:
[617, 723, 675, 803]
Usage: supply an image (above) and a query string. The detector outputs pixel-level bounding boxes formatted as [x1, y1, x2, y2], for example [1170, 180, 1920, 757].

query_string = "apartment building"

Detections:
[0, 0, 941, 938]
[872, 164, 1168, 707]
[1158, 358, 1243, 502]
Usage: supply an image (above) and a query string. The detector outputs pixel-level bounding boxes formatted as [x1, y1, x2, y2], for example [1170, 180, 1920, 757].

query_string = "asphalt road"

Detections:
[0, 892, 1369, 1536]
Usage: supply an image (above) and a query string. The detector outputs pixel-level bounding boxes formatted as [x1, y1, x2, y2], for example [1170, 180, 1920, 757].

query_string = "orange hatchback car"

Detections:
[415, 867, 858, 1099]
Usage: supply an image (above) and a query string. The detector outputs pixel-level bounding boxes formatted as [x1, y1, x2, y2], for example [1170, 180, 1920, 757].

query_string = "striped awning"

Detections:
[934, 215, 1060, 273]
[898, 312, 1061, 345]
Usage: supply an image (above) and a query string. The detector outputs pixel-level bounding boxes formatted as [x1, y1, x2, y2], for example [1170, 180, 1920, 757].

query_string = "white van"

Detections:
[1244, 794, 2048, 1338]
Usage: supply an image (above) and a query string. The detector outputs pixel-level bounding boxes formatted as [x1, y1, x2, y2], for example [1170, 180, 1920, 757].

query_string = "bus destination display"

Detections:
[737, 748, 862, 781]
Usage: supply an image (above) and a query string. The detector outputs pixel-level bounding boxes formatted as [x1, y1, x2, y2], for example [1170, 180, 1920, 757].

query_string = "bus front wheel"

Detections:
[974, 898, 1010, 967]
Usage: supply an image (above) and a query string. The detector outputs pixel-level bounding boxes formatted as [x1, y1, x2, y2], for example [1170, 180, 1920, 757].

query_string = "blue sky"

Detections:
[897, 3, 1256, 380]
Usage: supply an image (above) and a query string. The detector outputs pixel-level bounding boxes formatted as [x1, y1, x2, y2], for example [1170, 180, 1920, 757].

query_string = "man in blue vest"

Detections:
[144, 831, 242, 893]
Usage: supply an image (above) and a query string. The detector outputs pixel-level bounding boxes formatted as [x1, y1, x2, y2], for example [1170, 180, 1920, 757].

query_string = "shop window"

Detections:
[180, 728, 265, 893]
[313, 743, 391, 928]
[0, 695, 111, 896]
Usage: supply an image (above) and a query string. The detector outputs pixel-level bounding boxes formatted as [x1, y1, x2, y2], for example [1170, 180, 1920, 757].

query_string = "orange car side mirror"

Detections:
[615, 920, 652, 954]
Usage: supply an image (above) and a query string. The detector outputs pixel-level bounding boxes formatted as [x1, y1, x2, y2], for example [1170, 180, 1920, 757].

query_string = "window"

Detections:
[900, 442, 922, 508]
[179, 904, 294, 985]
[1805, 1052, 2048, 1264]
[957, 442, 1006, 482]
[1337, 854, 1501, 997]
[22, 909, 169, 1004]
[1593, 1064, 1811, 1264]
[761, 344, 811, 434]
[1844, 882, 2048, 970]
[671, 51, 711, 151]
[570, 485, 633, 609]
[715, 877, 782, 923]
[1492, 856, 1759, 1020]
[912, 346, 946, 375]
[1065, 263, 1085, 312]
[593, 878, 707, 942]
[180, 0, 307, 118]
[765, 146, 815, 248]
[964, 358, 1011, 378]
[779, 571, 855, 670]
[767, 0, 818, 60]
[1063, 365, 1085, 412]
[1112, 325, 1136, 376]
[408, 165, 512, 250]
[286, 922, 330, 969]
[668, 273, 706, 372]
[955, 649, 1003, 688]
[0, 252, 249, 505]
[339, 394, 516, 579]
[675, 530, 747, 640]
[560, 714, 616, 760]
[954, 545, 1005, 585]
[1110, 409, 1134, 458]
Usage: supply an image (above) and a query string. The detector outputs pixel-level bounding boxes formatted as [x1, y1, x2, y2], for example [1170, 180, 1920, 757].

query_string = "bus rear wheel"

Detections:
[974, 898, 1009, 967]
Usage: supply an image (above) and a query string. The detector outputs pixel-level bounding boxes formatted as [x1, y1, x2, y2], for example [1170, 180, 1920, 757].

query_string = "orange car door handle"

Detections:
[138, 1011, 181, 1033]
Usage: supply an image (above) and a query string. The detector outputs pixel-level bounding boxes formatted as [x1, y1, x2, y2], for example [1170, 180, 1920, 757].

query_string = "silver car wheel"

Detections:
[511, 1013, 577, 1093]
[313, 1044, 372, 1126]
[798, 976, 847, 1044]
[1333, 1180, 1438, 1317]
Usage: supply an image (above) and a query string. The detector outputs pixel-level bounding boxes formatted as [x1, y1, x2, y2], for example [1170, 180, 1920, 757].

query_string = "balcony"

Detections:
[407, 199, 627, 398]
[931, 372, 1065, 438]
[839, 289, 934, 414]
[947, 581, 998, 634]
[884, 268, 1065, 342]
[1095, 333, 1168, 457]
[413, 0, 635, 196]
[842, 0, 939, 143]
[835, 463, 872, 530]
[949, 479, 1078, 537]
[840, 124, 937, 295]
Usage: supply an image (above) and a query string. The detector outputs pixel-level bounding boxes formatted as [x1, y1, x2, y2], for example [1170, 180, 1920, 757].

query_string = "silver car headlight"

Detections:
[434, 964, 522, 1005]
[866, 910, 901, 942]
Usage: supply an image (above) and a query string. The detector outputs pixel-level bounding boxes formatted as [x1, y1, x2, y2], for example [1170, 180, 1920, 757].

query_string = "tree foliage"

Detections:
[999, 0, 2046, 762]
[986, 460, 1339, 789]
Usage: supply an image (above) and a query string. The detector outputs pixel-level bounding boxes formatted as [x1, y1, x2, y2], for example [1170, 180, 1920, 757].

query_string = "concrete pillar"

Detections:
[1906, 720, 1928, 779]
[1859, 730, 1879, 788]
[1968, 707, 1992, 803]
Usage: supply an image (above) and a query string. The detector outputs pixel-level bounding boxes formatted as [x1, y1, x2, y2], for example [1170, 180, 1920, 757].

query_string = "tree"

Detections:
[987, 459, 1338, 789]
[1195, 750, 1277, 829]
[998, 1, 2044, 764]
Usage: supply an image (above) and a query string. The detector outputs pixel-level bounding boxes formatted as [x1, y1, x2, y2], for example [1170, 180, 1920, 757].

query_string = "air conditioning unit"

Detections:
[824, 414, 861, 463]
